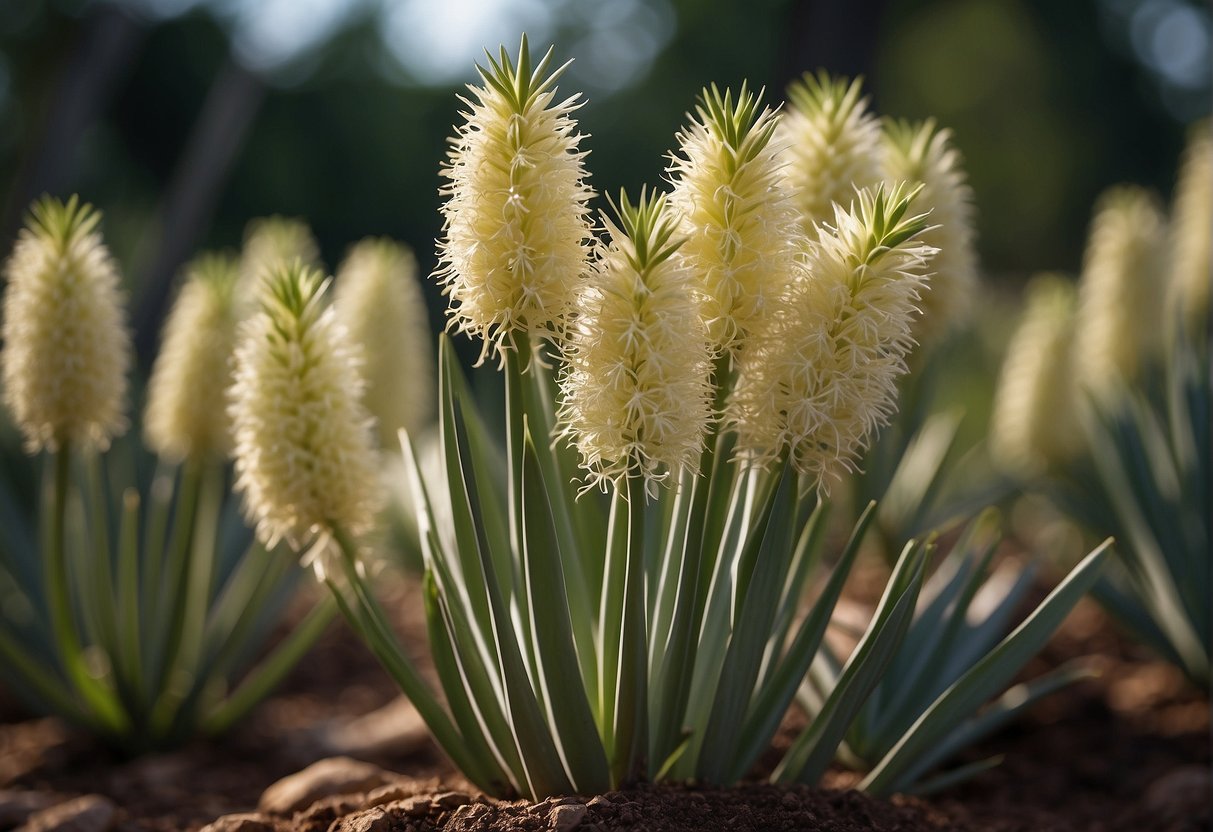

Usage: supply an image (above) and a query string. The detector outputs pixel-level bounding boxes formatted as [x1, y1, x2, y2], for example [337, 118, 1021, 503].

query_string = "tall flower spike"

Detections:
[729, 184, 935, 490]
[558, 189, 713, 492]
[779, 73, 884, 238]
[335, 237, 434, 450]
[1073, 186, 1168, 396]
[1167, 121, 1211, 334]
[1, 195, 131, 452]
[229, 262, 381, 557]
[238, 215, 321, 300]
[144, 253, 241, 462]
[668, 82, 805, 354]
[882, 118, 979, 342]
[990, 274, 1080, 478]
[436, 35, 594, 362]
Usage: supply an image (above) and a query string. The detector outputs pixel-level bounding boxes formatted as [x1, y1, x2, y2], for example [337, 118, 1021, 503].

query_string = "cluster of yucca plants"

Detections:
[213, 36, 1112, 801]
[0, 199, 431, 750]
[991, 122, 1211, 689]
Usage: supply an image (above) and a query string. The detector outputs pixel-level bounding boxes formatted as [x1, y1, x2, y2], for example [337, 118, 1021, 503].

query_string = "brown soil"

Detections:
[1, 575, 1208, 832]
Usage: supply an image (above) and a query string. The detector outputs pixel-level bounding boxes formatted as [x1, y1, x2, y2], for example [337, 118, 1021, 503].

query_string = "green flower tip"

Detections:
[1, 194, 131, 453]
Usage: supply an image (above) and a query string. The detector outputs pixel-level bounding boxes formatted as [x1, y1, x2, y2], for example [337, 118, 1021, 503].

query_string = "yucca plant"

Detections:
[990, 131, 1211, 689]
[220, 41, 964, 800]
[791, 512, 1108, 795]
[0, 203, 331, 751]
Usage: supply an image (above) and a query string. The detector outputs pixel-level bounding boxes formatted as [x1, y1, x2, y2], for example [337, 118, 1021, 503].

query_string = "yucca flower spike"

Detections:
[558, 188, 714, 492]
[780, 72, 884, 238]
[335, 237, 434, 449]
[668, 82, 805, 355]
[238, 215, 321, 300]
[882, 118, 979, 341]
[729, 183, 935, 489]
[1074, 186, 1168, 395]
[229, 262, 381, 567]
[989, 274, 1081, 478]
[436, 35, 594, 363]
[1, 195, 131, 453]
[1167, 121, 1211, 334]
[144, 254, 241, 462]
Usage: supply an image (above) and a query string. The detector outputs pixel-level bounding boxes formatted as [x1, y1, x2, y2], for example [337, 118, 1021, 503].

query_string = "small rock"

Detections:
[1143, 765, 1212, 822]
[0, 791, 56, 828]
[332, 806, 391, 832]
[550, 803, 587, 832]
[364, 784, 412, 808]
[310, 697, 428, 759]
[781, 791, 800, 807]
[15, 795, 115, 832]
[431, 791, 471, 810]
[585, 795, 611, 811]
[197, 813, 274, 832]
[257, 757, 391, 815]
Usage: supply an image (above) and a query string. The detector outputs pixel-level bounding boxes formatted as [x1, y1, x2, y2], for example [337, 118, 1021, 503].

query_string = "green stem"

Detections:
[44, 443, 126, 735]
[328, 525, 479, 780]
[610, 474, 649, 786]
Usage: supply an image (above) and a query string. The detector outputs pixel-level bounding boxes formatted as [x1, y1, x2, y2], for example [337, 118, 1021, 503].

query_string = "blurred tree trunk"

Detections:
[132, 59, 265, 366]
[0, 4, 144, 248]
[776, 0, 888, 97]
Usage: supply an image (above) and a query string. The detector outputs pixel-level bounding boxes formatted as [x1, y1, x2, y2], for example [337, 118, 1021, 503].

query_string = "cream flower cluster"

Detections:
[990, 275, 1080, 478]
[1074, 186, 1168, 394]
[1, 196, 131, 453]
[1168, 122, 1211, 333]
[144, 254, 242, 462]
[668, 83, 804, 354]
[558, 191, 713, 491]
[779, 73, 883, 237]
[436, 38, 594, 361]
[882, 119, 979, 342]
[335, 237, 433, 449]
[229, 263, 381, 551]
[729, 185, 935, 488]
[238, 215, 320, 299]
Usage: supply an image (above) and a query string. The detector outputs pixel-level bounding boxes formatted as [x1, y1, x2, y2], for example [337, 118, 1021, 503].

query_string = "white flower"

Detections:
[436, 36, 594, 362]
[229, 262, 381, 553]
[668, 83, 804, 354]
[144, 254, 240, 461]
[559, 190, 714, 491]
[729, 185, 934, 489]
[1, 196, 131, 453]
[335, 238, 434, 450]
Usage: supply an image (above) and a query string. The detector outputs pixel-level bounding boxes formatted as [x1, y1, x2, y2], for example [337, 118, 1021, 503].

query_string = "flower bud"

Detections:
[668, 83, 804, 354]
[779, 73, 883, 237]
[1, 196, 131, 452]
[882, 118, 979, 341]
[229, 262, 381, 551]
[990, 274, 1080, 478]
[334, 238, 433, 449]
[144, 254, 241, 462]
[729, 184, 934, 489]
[436, 36, 594, 362]
[558, 190, 713, 491]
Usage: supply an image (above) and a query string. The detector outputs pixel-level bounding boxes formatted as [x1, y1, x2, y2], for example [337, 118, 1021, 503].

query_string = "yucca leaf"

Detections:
[774, 539, 927, 785]
[860, 540, 1110, 795]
